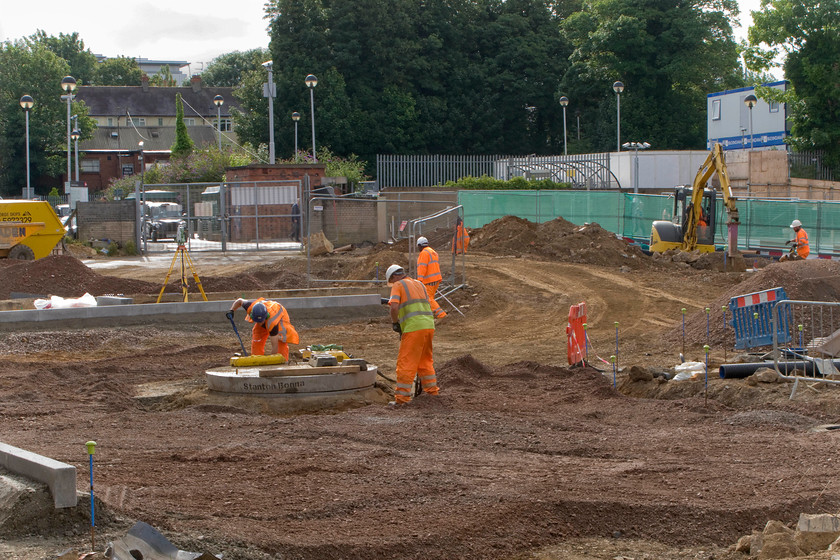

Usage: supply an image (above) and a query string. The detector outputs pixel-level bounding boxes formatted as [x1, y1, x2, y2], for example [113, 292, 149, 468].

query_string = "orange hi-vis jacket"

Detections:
[795, 228, 810, 259]
[245, 298, 300, 344]
[417, 246, 442, 285]
[453, 217, 470, 254]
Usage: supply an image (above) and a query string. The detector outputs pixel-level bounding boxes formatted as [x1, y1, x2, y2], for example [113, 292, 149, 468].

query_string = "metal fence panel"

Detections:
[773, 300, 840, 397]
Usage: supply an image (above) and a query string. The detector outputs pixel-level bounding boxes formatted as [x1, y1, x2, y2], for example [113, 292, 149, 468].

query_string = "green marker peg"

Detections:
[703, 344, 710, 353]
[705, 307, 710, 314]
[681, 308, 687, 315]
[610, 355, 616, 364]
[798, 324, 804, 332]
[86, 441, 97, 455]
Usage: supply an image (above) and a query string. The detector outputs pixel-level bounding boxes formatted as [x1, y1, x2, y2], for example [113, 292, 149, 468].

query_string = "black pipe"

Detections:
[719, 359, 840, 379]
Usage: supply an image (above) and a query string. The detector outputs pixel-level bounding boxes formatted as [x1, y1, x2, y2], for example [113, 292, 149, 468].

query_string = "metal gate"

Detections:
[772, 300, 840, 398]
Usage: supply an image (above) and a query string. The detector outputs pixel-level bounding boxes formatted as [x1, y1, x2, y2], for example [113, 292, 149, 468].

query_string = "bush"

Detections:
[439, 175, 571, 190]
[107, 241, 120, 256]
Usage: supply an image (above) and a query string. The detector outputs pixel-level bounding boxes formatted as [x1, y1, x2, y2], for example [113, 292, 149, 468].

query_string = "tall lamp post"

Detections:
[71, 127, 81, 182]
[214, 95, 224, 150]
[61, 76, 77, 194]
[559, 96, 569, 155]
[622, 141, 651, 194]
[291, 112, 300, 159]
[20, 95, 34, 198]
[613, 81, 624, 152]
[305, 74, 318, 163]
[744, 94, 757, 149]
[262, 61, 276, 164]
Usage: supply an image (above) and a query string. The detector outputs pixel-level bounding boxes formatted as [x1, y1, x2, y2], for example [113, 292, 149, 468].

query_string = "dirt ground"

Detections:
[3, 217, 840, 560]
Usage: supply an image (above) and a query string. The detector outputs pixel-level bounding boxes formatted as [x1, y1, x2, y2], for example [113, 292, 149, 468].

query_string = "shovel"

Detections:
[226, 311, 249, 356]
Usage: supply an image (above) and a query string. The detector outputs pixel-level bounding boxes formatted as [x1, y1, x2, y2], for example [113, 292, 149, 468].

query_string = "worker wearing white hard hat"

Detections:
[780, 219, 809, 261]
[385, 264, 439, 405]
[415, 236, 447, 320]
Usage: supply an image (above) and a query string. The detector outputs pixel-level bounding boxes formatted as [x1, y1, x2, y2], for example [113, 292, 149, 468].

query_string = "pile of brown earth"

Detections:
[680, 259, 840, 345]
[468, 216, 651, 269]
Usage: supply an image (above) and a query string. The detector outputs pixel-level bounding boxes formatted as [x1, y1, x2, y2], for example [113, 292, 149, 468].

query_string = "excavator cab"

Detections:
[650, 186, 718, 253]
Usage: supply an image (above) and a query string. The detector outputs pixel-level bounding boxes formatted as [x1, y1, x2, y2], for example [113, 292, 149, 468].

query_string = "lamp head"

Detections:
[305, 74, 318, 88]
[20, 95, 34, 110]
[262, 60, 273, 69]
[61, 75, 77, 92]
[613, 81, 624, 94]
[559, 96, 569, 107]
[71, 128, 81, 141]
[744, 94, 757, 109]
[214, 95, 224, 107]
[292, 111, 301, 121]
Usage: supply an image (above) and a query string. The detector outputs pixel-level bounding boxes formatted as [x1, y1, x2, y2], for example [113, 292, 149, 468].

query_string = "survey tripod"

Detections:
[156, 223, 208, 303]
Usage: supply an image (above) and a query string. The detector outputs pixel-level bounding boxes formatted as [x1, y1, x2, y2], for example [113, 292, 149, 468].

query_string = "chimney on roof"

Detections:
[191, 75, 202, 93]
[141, 74, 149, 92]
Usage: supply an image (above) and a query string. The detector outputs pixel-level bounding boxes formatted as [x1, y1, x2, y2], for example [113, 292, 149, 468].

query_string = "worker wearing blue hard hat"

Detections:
[229, 297, 299, 359]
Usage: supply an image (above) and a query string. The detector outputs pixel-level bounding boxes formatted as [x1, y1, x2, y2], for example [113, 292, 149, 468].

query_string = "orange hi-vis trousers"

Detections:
[251, 323, 290, 360]
[395, 328, 439, 403]
[423, 281, 447, 319]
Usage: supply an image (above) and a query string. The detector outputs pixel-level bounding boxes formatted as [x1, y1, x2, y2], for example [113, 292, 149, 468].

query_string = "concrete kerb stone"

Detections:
[0, 294, 383, 330]
[0, 442, 77, 508]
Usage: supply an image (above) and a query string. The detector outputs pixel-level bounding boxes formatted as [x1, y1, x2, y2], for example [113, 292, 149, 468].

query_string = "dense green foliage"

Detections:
[441, 175, 571, 190]
[26, 31, 98, 85]
[748, 0, 840, 166]
[95, 56, 142, 86]
[0, 40, 95, 196]
[202, 49, 269, 87]
[171, 93, 195, 158]
[230, 0, 743, 169]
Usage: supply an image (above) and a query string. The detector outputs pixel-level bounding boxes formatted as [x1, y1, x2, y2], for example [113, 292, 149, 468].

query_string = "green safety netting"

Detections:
[458, 191, 840, 255]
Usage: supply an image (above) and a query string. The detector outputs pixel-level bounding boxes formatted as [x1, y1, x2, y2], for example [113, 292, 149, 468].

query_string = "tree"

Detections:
[748, 0, 840, 166]
[171, 93, 194, 158]
[202, 49, 269, 87]
[95, 56, 142, 86]
[560, 0, 743, 152]
[149, 65, 177, 87]
[0, 40, 94, 196]
[26, 31, 98, 85]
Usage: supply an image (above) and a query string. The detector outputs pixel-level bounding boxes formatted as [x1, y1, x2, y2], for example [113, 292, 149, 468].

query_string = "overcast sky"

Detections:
[0, 0, 764, 74]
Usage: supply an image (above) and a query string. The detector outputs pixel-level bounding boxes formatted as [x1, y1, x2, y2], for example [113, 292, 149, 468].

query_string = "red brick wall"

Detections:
[226, 164, 326, 185]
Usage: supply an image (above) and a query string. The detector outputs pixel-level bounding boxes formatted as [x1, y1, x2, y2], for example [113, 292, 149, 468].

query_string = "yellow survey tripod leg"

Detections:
[156, 229, 208, 303]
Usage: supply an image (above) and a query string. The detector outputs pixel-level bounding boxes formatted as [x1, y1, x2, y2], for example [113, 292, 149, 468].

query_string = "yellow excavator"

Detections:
[650, 142, 739, 254]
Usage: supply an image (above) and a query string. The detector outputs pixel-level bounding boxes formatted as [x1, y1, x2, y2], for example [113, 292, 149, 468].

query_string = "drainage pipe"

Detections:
[719, 359, 840, 379]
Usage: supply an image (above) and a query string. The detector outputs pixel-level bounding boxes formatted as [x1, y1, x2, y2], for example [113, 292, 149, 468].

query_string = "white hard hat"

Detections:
[385, 264, 404, 283]
[790, 219, 802, 228]
[417, 236, 429, 247]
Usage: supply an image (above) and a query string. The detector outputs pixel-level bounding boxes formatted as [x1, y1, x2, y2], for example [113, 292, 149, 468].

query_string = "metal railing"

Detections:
[789, 151, 837, 182]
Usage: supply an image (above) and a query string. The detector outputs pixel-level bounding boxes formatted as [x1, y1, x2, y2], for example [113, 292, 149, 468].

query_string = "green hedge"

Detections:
[439, 174, 571, 190]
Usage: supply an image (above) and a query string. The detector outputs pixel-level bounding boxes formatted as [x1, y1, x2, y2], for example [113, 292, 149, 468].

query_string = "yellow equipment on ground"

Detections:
[0, 201, 66, 260]
[230, 354, 287, 367]
[650, 143, 740, 254]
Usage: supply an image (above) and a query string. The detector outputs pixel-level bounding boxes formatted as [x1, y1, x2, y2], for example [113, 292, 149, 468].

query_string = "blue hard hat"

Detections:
[250, 302, 268, 323]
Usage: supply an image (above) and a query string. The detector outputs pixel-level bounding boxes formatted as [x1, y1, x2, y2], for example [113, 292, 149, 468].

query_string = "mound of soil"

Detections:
[468, 216, 650, 268]
[680, 259, 840, 345]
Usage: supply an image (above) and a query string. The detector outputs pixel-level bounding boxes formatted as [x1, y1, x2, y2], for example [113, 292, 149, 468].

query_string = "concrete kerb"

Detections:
[0, 442, 77, 508]
[0, 294, 383, 331]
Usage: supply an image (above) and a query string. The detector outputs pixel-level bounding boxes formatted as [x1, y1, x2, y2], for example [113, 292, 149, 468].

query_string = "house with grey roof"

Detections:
[72, 75, 240, 190]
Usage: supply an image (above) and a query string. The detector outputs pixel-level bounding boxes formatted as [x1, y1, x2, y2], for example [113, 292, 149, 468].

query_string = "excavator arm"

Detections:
[682, 143, 739, 251]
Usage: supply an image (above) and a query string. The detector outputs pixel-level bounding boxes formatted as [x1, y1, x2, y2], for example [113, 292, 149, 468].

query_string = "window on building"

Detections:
[712, 99, 721, 120]
[769, 100, 780, 113]
[107, 117, 114, 126]
[127, 117, 146, 126]
[216, 118, 233, 132]
[158, 118, 164, 126]
[81, 160, 100, 173]
[184, 118, 196, 126]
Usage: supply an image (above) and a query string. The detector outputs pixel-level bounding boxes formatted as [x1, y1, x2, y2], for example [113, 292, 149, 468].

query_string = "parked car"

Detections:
[143, 202, 184, 241]
[56, 204, 77, 238]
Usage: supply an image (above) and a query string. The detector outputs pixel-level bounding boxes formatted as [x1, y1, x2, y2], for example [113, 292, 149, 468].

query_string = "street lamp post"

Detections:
[305, 74, 318, 163]
[71, 127, 81, 182]
[61, 76, 77, 194]
[744, 94, 757, 149]
[262, 61, 276, 164]
[291, 112, 300, 159]
[559, 96, 569, 155]
[19, 95, 34, 198]
[621, 141, 650, 194]
[613, 81, 624, 152]
[575, 110, 581, 141]
[214, 95, 224, 150]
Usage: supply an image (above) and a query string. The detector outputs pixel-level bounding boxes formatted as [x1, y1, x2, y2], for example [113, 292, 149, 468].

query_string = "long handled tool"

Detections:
[85, 441, 97, 551]
[226, 311, 249, 356]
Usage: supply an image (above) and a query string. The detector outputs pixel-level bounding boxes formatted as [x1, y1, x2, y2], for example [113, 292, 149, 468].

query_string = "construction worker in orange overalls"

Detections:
[386, 264, 439, 405]
[416, 236, 447, 320]
[780, 219, 810, 261]
[453, 216, 470, 254]
[229, 297, 300, 360]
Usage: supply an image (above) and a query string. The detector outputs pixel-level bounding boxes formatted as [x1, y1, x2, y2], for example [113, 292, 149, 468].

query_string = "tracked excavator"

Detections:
[650, 142, 739, 255]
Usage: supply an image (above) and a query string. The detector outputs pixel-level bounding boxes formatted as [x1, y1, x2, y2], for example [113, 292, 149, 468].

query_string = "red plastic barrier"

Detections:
[566, 302, 587, 365]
